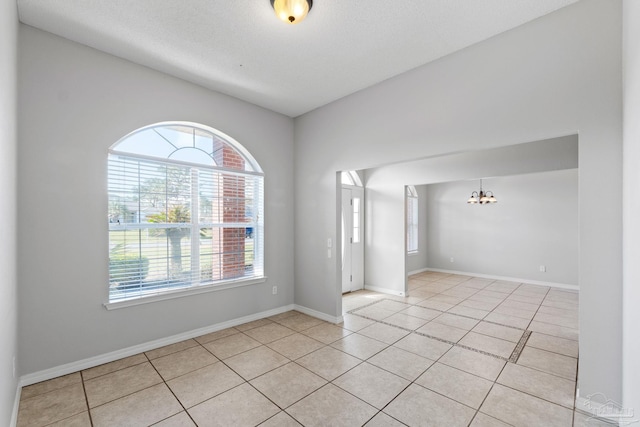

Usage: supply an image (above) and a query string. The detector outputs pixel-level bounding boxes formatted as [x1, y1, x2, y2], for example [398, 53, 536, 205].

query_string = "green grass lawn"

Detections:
[109, 229, 255, 282]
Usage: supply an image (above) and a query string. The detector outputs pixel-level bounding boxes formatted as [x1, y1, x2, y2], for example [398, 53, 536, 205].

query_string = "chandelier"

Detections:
[271, 0, 312, 24]
[467, 179, 497, 204]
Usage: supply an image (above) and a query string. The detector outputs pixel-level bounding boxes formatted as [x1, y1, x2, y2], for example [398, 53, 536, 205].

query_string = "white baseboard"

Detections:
[575, 389, 632, 425]
[294, 304, 343, 324]
[10, 384, 21, 427]
[364, 285, 406, 297]
[407, 267, 430, 276]
[18, 304, 295, 388]
[424, 268, 579, 291]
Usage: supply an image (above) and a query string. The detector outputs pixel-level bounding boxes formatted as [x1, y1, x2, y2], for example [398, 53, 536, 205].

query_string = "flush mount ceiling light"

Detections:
[467, 179, 497, 205]
[271, 0, 313, 24]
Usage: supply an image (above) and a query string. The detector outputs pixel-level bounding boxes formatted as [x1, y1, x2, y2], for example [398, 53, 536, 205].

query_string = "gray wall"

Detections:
[623, 0, 640, 415]
[364, 136, 578, 294]
[18, 25, 295, 375]
[0, 0, 18, 423]
[406, 185, 428, 274]
[296, 0, 622, 404]
[426, 170, 578, 286]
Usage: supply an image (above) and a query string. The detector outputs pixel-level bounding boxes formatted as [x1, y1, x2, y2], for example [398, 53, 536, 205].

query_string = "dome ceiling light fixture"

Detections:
[271, 0, 313, 25]
[467, 179, 497, 205]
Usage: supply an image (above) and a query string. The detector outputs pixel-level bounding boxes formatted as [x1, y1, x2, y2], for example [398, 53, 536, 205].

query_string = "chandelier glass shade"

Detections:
[467, 179, 497, 204]
[271, 0, 312, 24]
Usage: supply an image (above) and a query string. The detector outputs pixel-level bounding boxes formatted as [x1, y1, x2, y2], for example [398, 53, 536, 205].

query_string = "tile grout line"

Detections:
[79, 371, 95, 427]
[413, 275, 580, 422]
[150, 316, 334, 423]
[350, 278, 580, 420]
[497, 382, 578, 411]
[470, 342, 514, 427]
[143, 349, 199, 426]
[255, 330, 395, 425]
[325, 327, 480, 426]
[350, 297, 527, 330]
[348, 298, 525, 362]
[82, 369, 164, 415]
[524, 285, 553, 331]
[276, 312, 441, 425]
[348, 286, 522, 422]
[242, 323, 343, 418]
[421, 280, 579, 381]
[192, 318, 352, 425]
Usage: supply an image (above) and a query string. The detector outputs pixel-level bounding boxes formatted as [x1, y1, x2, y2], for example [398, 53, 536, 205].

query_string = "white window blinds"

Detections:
[108, 124, 264, 302]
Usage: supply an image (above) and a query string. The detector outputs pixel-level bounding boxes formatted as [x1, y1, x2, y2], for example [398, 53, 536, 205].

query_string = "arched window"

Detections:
[406, 185, 418, 254]
[341, 170, 363, 187]
[107, 122, 264, 303]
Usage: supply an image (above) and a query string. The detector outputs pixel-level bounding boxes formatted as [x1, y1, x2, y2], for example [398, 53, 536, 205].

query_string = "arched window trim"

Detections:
[108, 148, 265, 178]
[341, 170, 363, 187]
[105, 122, 265, 309]
[110, 121, 264, 175]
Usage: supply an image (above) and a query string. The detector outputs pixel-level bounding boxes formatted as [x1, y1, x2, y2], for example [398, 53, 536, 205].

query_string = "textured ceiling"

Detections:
[17, 0, 580, 117]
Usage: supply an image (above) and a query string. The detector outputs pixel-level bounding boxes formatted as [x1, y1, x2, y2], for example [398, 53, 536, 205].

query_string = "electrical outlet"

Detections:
[327, 238, 332, 248]
[450, 257, 454, 263]
[539, 265, 546, 272]
[12, 356, 16, 379]
[272, 286, 278, 295]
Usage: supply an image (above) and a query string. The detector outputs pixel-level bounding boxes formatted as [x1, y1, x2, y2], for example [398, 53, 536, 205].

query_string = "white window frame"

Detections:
[105, 122, 265, 309]
[407, 185, 419, 254]
[341, 170, 363, 245]
[341, 170, 363, 187]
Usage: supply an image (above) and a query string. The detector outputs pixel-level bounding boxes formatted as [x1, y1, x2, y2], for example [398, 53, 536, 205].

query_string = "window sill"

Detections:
[104, 276, 267, 310]
[407, 251, 419, 257]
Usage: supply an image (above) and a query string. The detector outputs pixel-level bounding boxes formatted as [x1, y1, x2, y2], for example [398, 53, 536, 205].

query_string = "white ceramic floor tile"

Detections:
[166, 362, 244, 408]
[432, 312, 480, 330]
[364, 412, 406, 426]
[330, 333, 388, 360]
[416, 362, 493, 409]
[416, 321, 469, 343]
[333, 362, 410, 409]
[526, 332, 579, 357]
[470, 412, 512, 427]
[188, 383, 280, 427]
[481, 384, 573, 427]
[250, 362, 327, 409]
[357, 322, 410, 345]
[367, 345, 434, 381]
[90, 384, 182, 427]
[384, 383, 475, 427]
[497, 362, 576, 408]
[17, 383, 87, 427]
[528, 321, 579, 341]
[517, 346, 577, 380]
[286, 384, 378, 427]
[260, 411, 302, 427]
[438, 346, 506, 381]
[296, 346, 361, 381]
[458, 332, 516, 359]
[472, 321, 524, 343]
[393, 333, 452, 360]
[224, 345, 289, 380]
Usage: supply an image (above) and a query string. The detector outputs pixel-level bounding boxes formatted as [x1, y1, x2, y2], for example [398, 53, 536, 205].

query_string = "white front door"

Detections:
[342, 187, 364, 293]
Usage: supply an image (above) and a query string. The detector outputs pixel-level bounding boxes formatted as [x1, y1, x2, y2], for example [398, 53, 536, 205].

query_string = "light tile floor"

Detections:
[17, 272, 602, 426]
